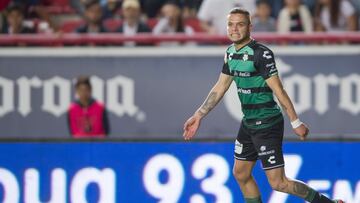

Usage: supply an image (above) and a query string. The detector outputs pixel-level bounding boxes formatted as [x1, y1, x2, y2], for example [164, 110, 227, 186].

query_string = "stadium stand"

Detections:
[0, 32, 360, 46]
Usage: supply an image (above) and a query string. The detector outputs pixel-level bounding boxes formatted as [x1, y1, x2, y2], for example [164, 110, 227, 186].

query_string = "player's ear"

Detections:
[249, 22, 253, 32]
[248, 16, 253, 30]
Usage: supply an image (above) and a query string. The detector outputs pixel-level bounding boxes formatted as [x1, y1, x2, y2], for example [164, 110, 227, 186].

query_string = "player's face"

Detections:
[227, 13, 252, 44]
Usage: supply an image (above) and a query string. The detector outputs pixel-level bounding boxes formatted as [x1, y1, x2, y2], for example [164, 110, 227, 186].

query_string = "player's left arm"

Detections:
[266, 76, 298, 122]
[255, 46, 309, 140]
[266, 76, 309, 140]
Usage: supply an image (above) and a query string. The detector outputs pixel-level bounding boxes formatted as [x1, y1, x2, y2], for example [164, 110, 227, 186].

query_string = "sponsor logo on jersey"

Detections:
[263, 51, 272, 59]
[266, 62, 275, 68]
[233, 71, 251, 77]
[237, 88, 251, 94]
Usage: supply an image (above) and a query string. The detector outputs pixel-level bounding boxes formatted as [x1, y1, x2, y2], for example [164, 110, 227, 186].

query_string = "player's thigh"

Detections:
[233, 159, 256, 180]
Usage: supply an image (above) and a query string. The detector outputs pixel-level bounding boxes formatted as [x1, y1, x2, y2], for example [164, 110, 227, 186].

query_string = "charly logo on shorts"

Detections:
[268, 156, 276, 164]
[260, 145, 266, 152]
[235, 140, 243, 154]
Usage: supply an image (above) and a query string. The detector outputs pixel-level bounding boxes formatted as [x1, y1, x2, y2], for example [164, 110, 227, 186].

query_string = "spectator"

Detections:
[0, 12, 6, 33]
[266, 0, 284, 18]
[252, 0, 276, 32]
[314, 0, 358, 31]
[68, 76, 110, 138]
[69, 0, 87, 16]
[143, 0, 167, 18]
[302, 0, 316, 14]
[152, 1, 194, 46]
[277, 0, 313, 33]
[197, 0, 256, 34]
[11, 0, 56, 32]
[350, 0, 360, 12]
[2, 4, 36, 34]
[117, 0, 151, 46]
[182, 0, 203, 18]
[153, 1, 193, 35]
[101, 0, 122, 19]
[76, 0, 107, 33]
[349, 0, 360, 28]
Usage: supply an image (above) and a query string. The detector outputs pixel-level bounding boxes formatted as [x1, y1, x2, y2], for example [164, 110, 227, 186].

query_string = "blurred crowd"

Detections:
[0, 0, 359, 43]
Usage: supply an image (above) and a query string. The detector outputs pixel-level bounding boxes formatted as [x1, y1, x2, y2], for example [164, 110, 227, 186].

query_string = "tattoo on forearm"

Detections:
[198, 92, 218, 116]
[293, 181, 310, 197]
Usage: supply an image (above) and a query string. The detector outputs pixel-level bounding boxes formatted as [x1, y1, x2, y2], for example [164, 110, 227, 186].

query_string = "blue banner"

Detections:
[0, 142, 359, 203]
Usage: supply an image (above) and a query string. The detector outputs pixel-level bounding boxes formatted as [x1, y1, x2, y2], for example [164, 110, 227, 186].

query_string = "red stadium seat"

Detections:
[60, 20, 85, 33]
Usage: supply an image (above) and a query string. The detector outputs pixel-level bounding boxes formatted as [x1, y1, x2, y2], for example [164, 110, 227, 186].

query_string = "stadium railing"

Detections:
[1, 32, 360, 46]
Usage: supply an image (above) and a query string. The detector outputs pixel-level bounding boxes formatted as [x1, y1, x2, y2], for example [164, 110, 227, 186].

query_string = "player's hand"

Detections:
[293, 123, 309, 141]
[183, 115, 201, 140]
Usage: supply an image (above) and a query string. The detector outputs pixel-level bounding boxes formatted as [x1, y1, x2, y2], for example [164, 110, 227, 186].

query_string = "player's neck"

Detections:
[234, 37, 252, 50]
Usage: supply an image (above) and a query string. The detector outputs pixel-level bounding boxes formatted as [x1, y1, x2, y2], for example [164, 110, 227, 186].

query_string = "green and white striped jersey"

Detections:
[222, 40, 283, 129]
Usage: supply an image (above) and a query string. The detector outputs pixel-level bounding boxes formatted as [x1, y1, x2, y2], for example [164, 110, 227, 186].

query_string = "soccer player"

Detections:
[183, 7, 344, 203]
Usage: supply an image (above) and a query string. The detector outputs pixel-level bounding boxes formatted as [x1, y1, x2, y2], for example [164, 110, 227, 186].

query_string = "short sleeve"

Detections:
[254, 47, 278, 80]
[221, 52, 232, 75]
[222, 62, 232, 75]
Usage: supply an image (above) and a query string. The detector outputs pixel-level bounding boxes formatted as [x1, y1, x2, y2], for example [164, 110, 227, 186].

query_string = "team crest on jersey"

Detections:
[242, 52, 248, 61]
[228, 53, 234, 60]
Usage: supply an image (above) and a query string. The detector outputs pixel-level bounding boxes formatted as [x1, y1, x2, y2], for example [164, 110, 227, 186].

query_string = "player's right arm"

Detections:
[183, 73, 233, 140]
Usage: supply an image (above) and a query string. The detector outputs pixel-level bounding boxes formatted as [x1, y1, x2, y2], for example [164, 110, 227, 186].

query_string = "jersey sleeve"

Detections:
[221, 63, 232, 75]
[221, 52, 232, 75]
[254, 46, 278, 80]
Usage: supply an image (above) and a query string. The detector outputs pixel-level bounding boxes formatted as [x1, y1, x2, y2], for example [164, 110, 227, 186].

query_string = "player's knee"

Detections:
[233, 166, 251, 184]
[268, 177, 289, 192]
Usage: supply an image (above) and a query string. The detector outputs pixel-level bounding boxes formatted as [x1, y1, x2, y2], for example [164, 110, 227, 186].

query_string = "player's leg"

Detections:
[265, 167, 343, 203]
[233, 159, 262, 202]
[253, 119, 343, 203]
[234, 123, 263, 203]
